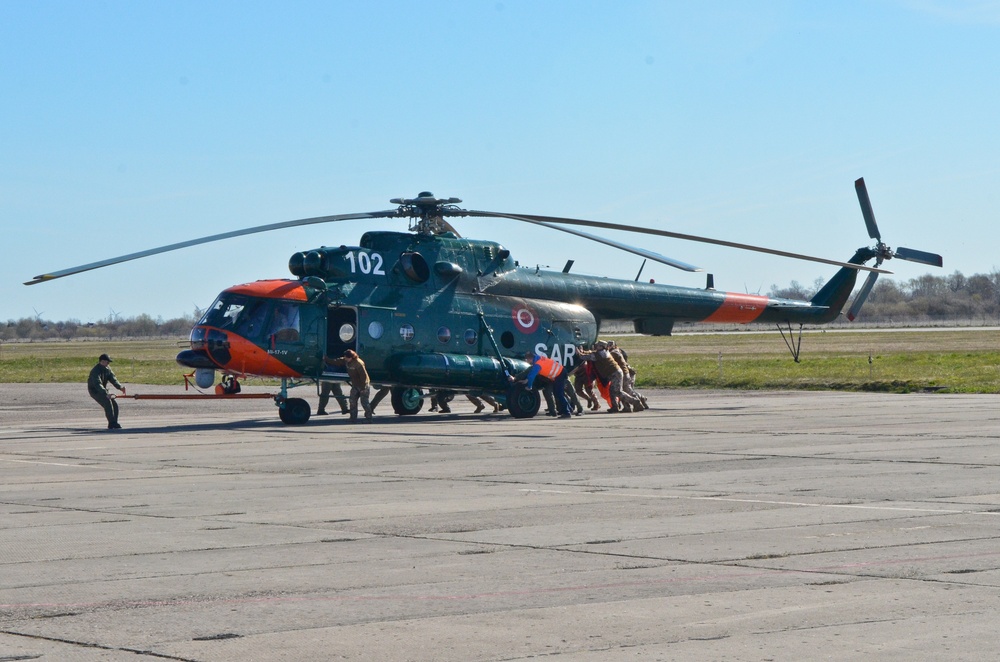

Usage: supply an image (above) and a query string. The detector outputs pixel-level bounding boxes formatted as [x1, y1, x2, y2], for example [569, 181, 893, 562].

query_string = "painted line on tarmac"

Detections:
[0, 456, 176, 473]
[520, 488, 1000, 517]
[0, 457, 98, 469]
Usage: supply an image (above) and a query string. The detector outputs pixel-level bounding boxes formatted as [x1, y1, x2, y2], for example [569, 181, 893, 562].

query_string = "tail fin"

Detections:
[809, 248, 878, 322]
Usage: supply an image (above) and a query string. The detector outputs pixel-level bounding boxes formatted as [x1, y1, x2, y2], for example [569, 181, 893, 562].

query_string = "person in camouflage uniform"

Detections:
[88, 353, 125, 429]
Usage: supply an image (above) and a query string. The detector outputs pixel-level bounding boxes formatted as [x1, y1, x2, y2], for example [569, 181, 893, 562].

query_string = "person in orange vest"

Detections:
[513, 351, 572, 419]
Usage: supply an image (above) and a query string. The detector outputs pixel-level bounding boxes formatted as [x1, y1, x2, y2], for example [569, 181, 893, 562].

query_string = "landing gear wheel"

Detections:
[390, 387, 424, 415]
[506, 383, 540, 419]
[278, 397, 311, 425]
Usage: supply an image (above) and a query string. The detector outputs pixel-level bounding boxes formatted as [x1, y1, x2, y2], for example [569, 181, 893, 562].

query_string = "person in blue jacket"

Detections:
[513, 351, 571, 419]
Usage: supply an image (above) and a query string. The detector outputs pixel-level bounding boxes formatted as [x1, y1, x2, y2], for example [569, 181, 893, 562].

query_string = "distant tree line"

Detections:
[1, 312, 199, 341]
[768, 269, 1000, 324]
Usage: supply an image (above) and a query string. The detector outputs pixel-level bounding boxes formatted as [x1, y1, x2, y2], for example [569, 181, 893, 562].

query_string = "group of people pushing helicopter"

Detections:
[511, 339, 648, 418]
[317, 338, 648, 422]
[428, 338, 648, 418]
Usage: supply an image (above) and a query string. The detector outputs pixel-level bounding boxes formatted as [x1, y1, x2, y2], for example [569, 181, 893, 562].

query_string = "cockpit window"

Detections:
[267, 301, 301, 342]
[199, 295, 287, 342]
[234, 299, 270, 340]
[200, 295, 249, 330]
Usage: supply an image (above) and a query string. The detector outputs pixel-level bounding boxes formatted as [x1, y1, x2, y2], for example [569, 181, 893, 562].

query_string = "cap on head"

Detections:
[594, 341, 607, 349]
[99, 353, 112, 362]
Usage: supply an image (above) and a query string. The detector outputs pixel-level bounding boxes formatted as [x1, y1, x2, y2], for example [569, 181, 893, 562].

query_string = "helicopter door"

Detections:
[325, 307, 358, 376]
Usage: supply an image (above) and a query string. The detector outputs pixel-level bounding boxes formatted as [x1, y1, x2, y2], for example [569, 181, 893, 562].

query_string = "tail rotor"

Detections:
[846, 178, 943, 321]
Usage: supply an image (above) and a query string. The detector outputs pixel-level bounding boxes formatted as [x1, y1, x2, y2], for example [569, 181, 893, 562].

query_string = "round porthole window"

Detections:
[500, 331, 515, 348]
[399, 324, 415, 341]
[437, 326, 451, 343]
[338, 323, 356, 343]
[464, 329, 477, 345]
[368, 321, 384, 339]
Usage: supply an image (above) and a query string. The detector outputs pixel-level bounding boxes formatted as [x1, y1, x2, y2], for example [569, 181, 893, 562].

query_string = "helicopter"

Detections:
[26, 178, 941, 424]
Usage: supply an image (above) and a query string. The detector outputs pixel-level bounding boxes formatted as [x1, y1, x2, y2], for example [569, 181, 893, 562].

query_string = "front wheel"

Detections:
[390, 387, 424, 415]
[506, 383, 540, 419]
[278, 397, 311, 425]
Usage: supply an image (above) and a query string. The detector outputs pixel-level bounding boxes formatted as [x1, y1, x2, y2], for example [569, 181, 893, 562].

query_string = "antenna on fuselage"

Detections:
[634, 259, 647, 282]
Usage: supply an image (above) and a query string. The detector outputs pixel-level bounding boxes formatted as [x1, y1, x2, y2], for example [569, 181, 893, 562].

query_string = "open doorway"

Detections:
[324, 307, 358, 376]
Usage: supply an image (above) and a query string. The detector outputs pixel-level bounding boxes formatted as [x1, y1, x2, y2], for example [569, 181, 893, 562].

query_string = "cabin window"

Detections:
[464, 329, 477, 345]
[338, 323, 356, 343]
[437, 326, 451, 343]
[399, 324, 415, 341]
[500, 331, 514, 348]
[368, 321, 384, 339]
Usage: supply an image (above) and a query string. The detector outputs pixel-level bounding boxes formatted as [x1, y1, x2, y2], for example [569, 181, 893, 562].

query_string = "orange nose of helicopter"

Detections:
[177, 325, 303, 378]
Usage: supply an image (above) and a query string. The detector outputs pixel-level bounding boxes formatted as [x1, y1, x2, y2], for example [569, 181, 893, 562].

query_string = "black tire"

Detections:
[506, 383, 540, 419]
[278, 397, 311, 425]
[390, 387, 424, 415]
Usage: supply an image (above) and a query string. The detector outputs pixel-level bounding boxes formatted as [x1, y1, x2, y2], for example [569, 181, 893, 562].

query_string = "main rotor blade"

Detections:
[24, 210, 399, 285]
[847, 271, 879, 321]
[855, 177, 881, 241]
[894, 246, 943, 268]
[464, 211, 890, 274]
[515, 217, 702, 272]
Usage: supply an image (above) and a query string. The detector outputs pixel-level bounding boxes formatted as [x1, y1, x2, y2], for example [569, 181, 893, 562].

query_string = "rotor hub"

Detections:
[875, 241, 894, 265]
[389, 193, 464, 234]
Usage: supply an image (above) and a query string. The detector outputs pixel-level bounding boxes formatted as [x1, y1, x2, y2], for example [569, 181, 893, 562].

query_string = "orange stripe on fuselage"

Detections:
[703, 292, 769, 323]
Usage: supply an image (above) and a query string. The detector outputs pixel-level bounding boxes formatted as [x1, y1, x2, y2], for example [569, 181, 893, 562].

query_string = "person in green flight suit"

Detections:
[88, 353, 126, 430]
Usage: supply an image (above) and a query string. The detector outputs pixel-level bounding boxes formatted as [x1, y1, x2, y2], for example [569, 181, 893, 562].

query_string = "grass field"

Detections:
[624, 329, 1000, 393]
[1, 329, 998, 393]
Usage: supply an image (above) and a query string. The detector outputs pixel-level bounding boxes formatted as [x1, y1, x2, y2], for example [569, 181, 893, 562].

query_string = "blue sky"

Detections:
[3, 1, 997, 323]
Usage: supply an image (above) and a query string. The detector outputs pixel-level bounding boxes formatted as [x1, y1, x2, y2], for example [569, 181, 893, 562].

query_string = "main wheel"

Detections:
[278, 397, 311, 425]
[390, 387, 424, 415]
[506, 383, 540, 419]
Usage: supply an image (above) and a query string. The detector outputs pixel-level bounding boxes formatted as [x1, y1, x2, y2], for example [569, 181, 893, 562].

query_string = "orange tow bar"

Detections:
[114, 393, 275, 400]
